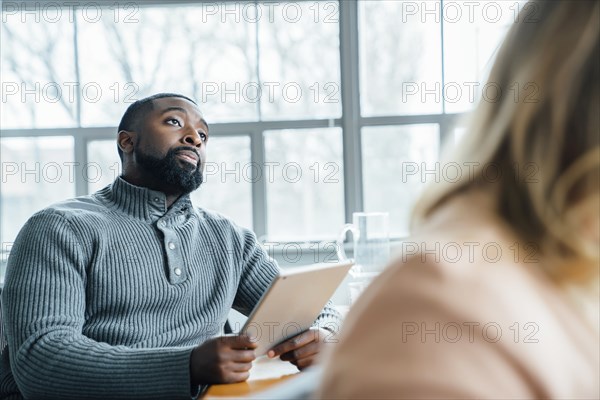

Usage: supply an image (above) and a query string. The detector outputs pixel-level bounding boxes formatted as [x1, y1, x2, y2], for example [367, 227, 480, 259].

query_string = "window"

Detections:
[264, 128, 344, 241]
[359, 1, 442, 116]
[443, 0, 527, 113]
[258, 1, 341, 120]
[87, 140, 121, 192]
[1, 137, 75, 243]
[192, 136, 253, 229]
[1, 1, 520, 254]
[0, 12, 76, 129]
[77, 4, 260, 125]
[362, 125, 440, 236]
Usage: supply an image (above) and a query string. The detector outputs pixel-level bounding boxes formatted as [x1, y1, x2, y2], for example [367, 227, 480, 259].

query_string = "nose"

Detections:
[183, 128, 202, 148]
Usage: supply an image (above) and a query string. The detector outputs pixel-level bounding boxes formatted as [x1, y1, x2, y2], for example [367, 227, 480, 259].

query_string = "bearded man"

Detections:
[0, 93, 341, 400]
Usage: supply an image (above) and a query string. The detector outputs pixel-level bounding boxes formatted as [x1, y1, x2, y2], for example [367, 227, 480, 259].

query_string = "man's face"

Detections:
[133, 97, 209, 194]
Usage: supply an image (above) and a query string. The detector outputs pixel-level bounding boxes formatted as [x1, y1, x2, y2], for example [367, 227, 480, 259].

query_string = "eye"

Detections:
[198, 132, 208, 142]
[166, 118, 182, 127]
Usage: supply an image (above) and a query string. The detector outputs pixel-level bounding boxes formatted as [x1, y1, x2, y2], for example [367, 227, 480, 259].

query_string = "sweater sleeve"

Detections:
[1, 211, 193, 400]
[231, 226, 342, 333]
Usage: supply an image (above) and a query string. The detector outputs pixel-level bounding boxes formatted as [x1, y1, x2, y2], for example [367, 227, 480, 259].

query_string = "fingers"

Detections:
[293, 355, 316, 371]
[268, 329, 318, 358]
[223, 371, 251, 384]
[219, 337, 255, 374]
[220, 357, 253, 383]
[230, 362, 253, 373]
[216, 354, 253, 383]
[279, 341, 319, 362]
[269, 328, 329, 372]
[213, 337, 257, 363]
[220, 334, 259, 350]
[230, 349, 256, 363]
[191, 336, 257, 385]
[216, 355, 254, 383]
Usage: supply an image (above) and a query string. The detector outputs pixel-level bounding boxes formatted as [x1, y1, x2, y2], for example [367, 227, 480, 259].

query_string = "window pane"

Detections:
[360, 1, 443, 116]
[453, 125, 468, 146]
[1, 10, 77, 128]
[264, 128, 344, 241]
[87, 140, 122, 193]
[443, 0, 527, 113]
[191, 136, 253, 230]
[1, 137, 75, 245]
[77, 4, 259, 126]
[258, 1, 341, 120]
[362, 125, 440, 236]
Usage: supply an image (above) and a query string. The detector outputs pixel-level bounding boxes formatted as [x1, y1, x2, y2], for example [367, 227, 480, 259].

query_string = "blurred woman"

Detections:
[318, 1, 599, 398]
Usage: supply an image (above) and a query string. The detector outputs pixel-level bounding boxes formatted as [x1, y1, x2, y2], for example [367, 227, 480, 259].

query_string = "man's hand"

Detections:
[190, 335, 257, 385]
[267, 328, 334, 370]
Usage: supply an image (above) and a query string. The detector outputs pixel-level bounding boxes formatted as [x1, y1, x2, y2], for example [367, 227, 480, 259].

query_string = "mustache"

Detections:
[173, 146, 200, 159]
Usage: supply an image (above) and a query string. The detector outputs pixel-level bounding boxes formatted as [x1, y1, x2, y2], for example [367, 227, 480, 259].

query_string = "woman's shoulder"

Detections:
[318, 201, 599, 399]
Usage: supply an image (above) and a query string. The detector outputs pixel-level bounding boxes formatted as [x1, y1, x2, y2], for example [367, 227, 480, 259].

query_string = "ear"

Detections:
[117, 130, 135, 156]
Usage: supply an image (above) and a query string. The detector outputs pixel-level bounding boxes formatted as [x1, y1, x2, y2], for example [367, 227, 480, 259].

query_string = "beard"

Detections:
[136, 146, 203, 194]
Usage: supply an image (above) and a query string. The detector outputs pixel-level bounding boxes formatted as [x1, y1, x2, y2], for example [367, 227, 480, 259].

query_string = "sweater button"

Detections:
[174, 268, 182, 276]
[168, 242, 176, 250]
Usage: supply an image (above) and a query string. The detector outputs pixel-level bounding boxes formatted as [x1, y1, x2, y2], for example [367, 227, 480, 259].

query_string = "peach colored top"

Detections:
[318, 191, 599, 399]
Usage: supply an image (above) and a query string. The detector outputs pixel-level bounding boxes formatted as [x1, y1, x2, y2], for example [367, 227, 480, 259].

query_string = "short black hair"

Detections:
[117, 93, 198, 160]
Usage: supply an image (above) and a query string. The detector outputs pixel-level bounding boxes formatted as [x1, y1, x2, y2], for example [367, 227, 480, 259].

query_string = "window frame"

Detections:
[0, 0, 464, 245]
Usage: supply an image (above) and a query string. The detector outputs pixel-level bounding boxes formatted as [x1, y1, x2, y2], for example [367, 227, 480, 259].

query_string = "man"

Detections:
[0, 93, 341, 399]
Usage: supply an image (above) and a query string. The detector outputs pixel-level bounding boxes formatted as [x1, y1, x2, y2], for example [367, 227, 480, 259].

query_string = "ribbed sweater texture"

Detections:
[0, 177, 340, 399]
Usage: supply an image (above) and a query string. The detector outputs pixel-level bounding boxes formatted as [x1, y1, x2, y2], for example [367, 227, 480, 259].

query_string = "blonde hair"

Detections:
[412, 0, 600, 287]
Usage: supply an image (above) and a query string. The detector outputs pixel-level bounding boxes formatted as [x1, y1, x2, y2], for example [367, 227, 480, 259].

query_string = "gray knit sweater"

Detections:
[0, 177, 341, 399]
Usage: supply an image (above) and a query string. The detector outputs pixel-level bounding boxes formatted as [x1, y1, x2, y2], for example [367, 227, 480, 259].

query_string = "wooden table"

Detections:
[203, 356, 300, 398]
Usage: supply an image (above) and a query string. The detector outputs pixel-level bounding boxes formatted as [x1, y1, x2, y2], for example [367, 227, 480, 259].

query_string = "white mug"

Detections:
[337, 212, 390, 302]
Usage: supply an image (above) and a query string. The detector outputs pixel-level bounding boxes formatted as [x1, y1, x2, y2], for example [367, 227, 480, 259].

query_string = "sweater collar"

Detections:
[97, 177, 193, 222]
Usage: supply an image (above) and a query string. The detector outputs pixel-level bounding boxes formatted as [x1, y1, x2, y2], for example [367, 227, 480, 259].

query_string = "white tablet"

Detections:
[241, 261, 353, 356]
